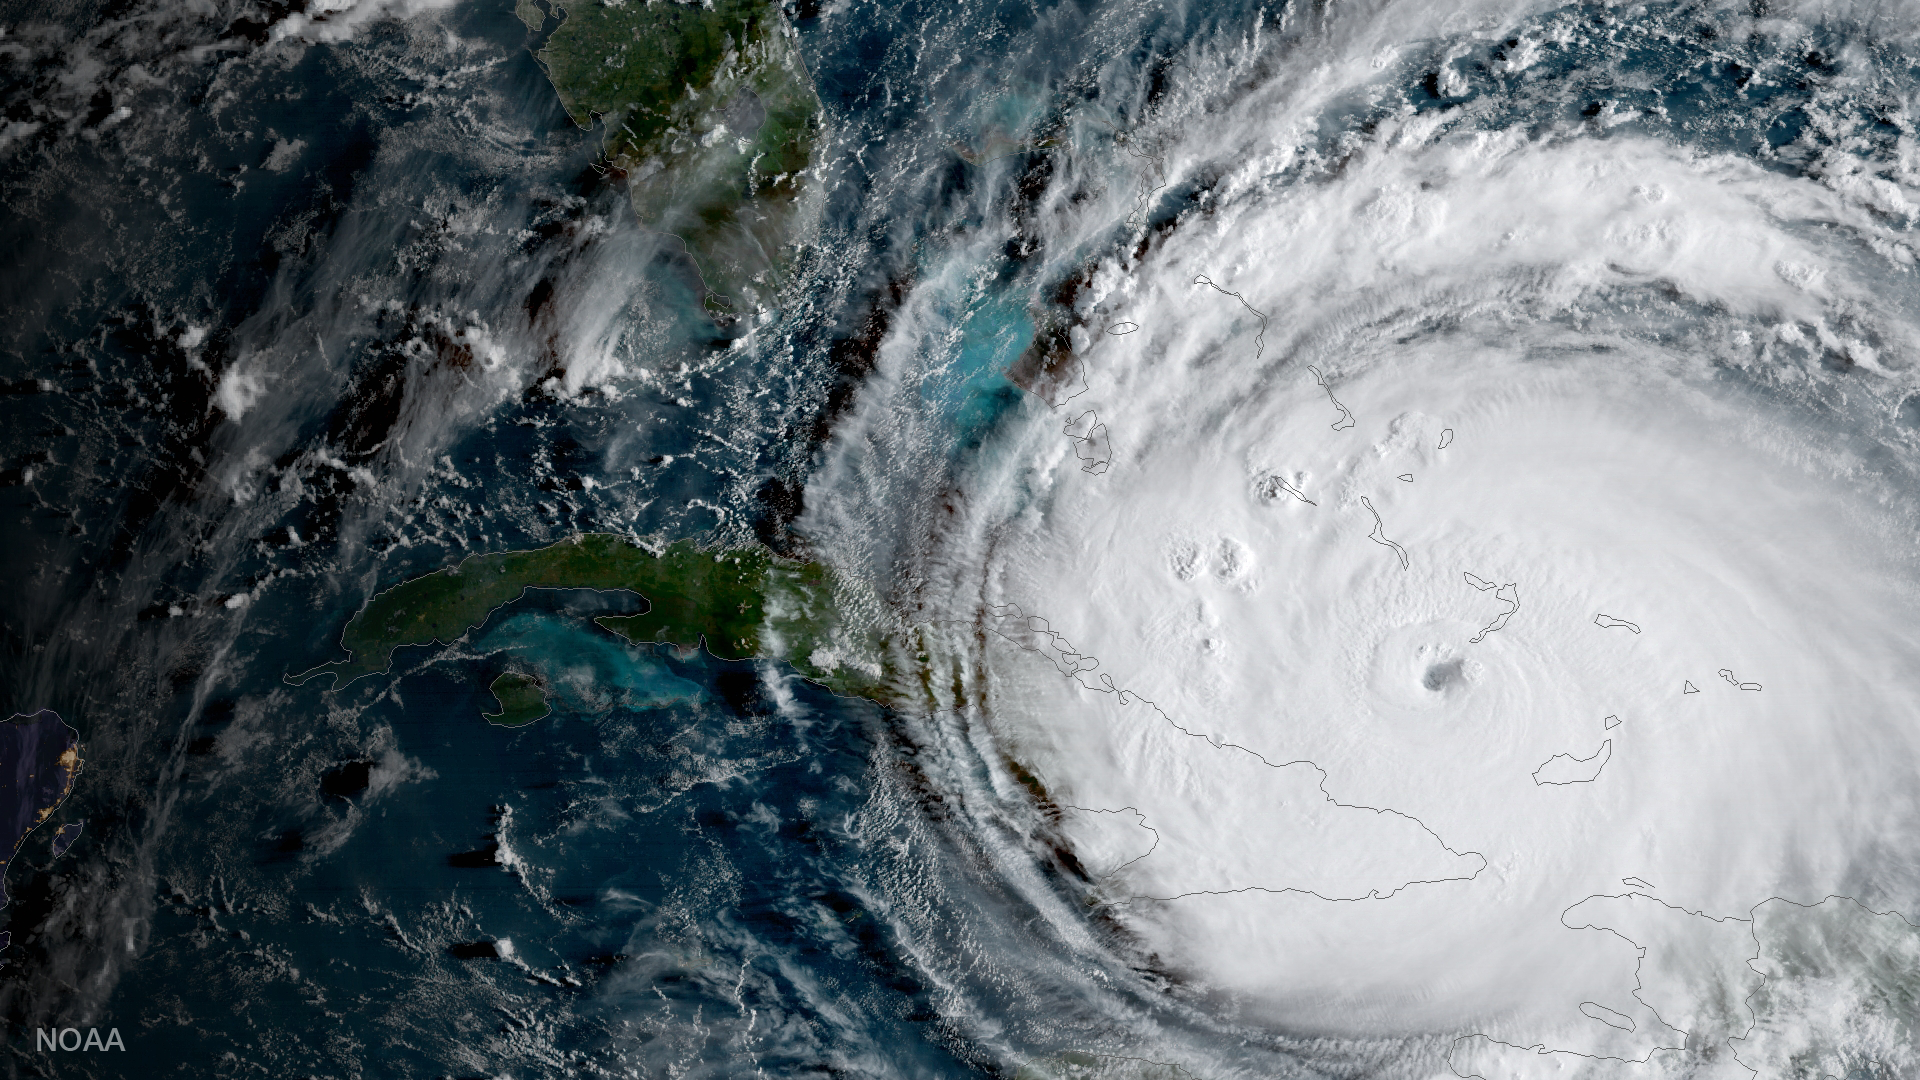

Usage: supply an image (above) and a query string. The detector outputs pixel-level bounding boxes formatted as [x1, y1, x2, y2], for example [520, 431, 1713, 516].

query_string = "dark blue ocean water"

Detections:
[0, 0, 1188, 1069]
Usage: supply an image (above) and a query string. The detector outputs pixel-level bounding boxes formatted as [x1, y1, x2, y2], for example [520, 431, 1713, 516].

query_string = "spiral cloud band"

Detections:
[854, 66, 1920, 1076]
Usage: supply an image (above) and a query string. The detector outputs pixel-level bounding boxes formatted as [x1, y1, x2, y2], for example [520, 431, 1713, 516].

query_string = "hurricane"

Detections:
[806, 2, 1920, 1074]
[4, 0, 1920, 1074]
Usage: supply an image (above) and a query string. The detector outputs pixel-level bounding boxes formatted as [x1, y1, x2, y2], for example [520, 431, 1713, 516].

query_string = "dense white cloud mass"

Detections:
[810, 3, 1920, 1072]
[979, 345, 1920, 1046]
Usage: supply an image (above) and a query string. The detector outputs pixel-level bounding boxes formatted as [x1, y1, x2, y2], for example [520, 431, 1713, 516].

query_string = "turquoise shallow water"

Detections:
[475, 608, 708, 714]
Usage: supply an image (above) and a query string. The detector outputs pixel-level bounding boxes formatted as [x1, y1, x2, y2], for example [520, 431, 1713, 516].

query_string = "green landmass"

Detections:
[483, 672, 551, 727]
[534, 0, 820, 312]
[293, 534, 884, 700]
[589, 544, 781, 657]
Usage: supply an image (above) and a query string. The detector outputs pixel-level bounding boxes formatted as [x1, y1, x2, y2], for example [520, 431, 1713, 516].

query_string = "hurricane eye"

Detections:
[1423, 659, 1463, 691]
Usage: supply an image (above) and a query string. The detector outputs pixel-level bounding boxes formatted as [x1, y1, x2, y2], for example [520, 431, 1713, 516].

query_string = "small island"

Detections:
[1532, 739, 1612, 786]
[482, 673, 551, 728]
[1464, 573, 1520, 643]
